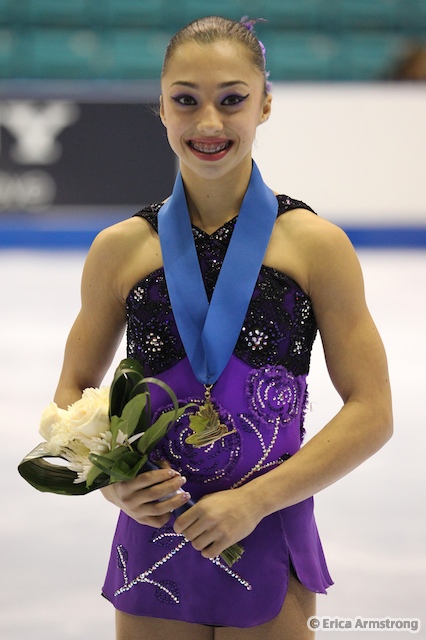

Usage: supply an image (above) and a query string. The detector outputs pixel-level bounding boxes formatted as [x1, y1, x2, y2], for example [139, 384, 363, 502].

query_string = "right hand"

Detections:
[100, 467, 191, 528]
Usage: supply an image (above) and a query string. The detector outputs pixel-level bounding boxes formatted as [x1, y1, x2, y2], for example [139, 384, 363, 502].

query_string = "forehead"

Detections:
[162, 40, 262, 87]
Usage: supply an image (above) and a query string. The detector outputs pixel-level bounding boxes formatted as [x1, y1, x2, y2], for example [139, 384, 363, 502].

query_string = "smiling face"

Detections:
[160, 40, 272, 182]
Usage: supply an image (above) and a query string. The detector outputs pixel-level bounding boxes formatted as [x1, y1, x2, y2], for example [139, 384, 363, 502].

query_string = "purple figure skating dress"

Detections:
[102, 195, 333, 627]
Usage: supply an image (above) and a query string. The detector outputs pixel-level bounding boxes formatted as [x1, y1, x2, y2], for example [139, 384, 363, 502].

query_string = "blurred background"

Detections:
[1, 0, 426, 241]
[1, 1, 425, 639]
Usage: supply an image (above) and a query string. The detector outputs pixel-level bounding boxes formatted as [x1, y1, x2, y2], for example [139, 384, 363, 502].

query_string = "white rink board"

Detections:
[253, 83, 426, 226]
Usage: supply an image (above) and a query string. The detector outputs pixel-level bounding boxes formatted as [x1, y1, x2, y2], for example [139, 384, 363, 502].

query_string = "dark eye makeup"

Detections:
[221, 94, 249, 106]
[171, 94, 197, 106]
[171, 93, 250, 107]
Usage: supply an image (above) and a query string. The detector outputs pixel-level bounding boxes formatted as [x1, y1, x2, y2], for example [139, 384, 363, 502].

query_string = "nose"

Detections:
[196, 103, 223, 134]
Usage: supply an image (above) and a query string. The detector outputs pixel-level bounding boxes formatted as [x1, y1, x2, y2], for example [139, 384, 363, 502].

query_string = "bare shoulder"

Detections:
[83, 215, 162, 303]
[268, 207, 360, 297]
[277, 207, 353, 256]
[279, 209, 372, 339]
[90, 215, 154, 257]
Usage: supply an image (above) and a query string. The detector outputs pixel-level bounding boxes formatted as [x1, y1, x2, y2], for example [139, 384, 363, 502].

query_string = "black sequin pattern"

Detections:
[127, 196, 317, 376]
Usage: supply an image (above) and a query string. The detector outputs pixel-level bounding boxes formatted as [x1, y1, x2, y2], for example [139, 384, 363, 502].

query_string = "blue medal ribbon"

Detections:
[158, 161, 278, 385]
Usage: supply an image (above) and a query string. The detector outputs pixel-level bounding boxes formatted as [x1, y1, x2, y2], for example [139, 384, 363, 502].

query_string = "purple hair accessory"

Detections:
[240, 16, 272, 91]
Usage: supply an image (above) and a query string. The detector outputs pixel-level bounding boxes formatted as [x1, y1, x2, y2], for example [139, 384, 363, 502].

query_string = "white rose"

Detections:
[39, 402, 73, 455]
[67, 386, 110, 441]
[39, 402, 68, 439]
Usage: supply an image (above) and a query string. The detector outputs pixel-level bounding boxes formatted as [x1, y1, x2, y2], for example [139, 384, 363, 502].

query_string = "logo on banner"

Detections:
[0, 101, 80, 211]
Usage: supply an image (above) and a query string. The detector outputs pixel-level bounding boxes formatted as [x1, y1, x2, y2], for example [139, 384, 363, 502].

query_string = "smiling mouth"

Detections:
[187, 140, 232, 154]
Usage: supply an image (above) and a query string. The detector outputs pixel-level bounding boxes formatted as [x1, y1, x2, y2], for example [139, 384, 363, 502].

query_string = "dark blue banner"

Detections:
[0, 100, 175, 213]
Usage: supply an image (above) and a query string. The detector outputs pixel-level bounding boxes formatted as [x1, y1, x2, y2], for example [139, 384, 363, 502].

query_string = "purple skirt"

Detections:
[102, 356, 332, 627]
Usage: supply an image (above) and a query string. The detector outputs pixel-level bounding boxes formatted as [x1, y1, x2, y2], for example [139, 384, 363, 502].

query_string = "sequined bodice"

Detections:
[127, 195, 317, 377]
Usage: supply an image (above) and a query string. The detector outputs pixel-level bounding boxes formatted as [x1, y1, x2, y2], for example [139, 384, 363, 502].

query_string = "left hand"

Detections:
[173, 486, 261, 559]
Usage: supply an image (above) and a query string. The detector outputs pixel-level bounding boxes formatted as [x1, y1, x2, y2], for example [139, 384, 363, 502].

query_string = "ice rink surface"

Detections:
[1, 248, 425, 639]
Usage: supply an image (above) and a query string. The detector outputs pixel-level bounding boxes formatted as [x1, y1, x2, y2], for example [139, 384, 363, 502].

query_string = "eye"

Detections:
[221, 94, 249, 106]
[172, 94, 197, 106]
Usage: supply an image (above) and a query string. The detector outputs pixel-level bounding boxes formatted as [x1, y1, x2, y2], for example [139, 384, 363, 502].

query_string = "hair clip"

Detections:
[240, 16, 271, 91]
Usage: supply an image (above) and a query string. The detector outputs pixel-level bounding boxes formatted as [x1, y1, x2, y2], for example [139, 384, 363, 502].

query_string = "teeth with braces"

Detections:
[190, 141, 230, 154]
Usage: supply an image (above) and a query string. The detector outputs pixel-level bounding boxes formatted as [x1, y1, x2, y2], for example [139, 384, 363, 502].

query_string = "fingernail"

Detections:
[179, 475, 187, 485]
[169, 469, 180, 477]
[181, 492, 191, 502]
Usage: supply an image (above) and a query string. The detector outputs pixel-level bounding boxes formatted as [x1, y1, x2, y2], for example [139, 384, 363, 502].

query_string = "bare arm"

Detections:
[247, 222, 393, 514]
[174, 219, 393, 557]
[54, 228, 127, 408]
[53, 220, 192, 525]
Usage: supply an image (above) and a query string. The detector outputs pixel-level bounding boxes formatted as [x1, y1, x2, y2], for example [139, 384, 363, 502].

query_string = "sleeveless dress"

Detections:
[102, 195, 333, 628]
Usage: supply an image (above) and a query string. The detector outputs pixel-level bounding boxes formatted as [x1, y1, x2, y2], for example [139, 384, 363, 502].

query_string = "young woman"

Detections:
[53, 16, 392, 640]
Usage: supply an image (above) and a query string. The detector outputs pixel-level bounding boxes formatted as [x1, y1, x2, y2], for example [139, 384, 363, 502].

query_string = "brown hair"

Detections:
[162, 16, 270, 94]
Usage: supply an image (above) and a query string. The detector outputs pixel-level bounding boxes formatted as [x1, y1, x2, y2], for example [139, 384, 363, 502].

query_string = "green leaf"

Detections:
[129, 380, 151, 432]
[130, 379, 151, 400]
[142, 376, 180, 415]
[110, 450, 145, 478]
[109, 373, 135, 418]
[110, 450, 140, 474]
[89, 449, 148, 483]
[109, 414, 122, 448]
[88, 451, 131, 482]
[120, 453, 147, 479]
[87, 445, 131, 486]
[138, 405, 193, 455]
[119, 393, 148, 438]
[117, 358, 146, 376]
[109, 359, 146, 418]
[18, 444, 109, 495]
[85, 461, 104, 488]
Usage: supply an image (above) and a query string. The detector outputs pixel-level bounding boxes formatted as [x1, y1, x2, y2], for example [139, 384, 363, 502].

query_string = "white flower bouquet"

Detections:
[18, 358, 192, 495]
[18, 358, 244, 566]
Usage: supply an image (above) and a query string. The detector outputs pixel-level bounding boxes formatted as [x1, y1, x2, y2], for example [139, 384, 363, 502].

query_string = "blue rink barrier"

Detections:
[0, 214, 123, 250]
[1, 218, 426, 250]
[0, 226, 100, 249]
[344, 226, 426, 248]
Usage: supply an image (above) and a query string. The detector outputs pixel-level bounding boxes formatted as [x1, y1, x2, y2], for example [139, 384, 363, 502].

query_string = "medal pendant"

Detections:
[186, 385, 237, 448]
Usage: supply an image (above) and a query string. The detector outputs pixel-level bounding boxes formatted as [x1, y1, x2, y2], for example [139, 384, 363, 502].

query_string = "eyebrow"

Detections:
[170, 80, 250, 89]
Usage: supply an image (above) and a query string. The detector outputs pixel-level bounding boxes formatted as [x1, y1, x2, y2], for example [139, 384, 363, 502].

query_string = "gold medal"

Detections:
[186, 385, 237, 448]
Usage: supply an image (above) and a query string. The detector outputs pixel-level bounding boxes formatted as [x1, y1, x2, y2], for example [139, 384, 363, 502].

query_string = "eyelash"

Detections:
[171, 94, 249, 107]
[222, 94, 249, 106]
[172, 95, 197, 106]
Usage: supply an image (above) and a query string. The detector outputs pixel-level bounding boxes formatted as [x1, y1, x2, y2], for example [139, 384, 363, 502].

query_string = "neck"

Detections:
[180, 157, 253, 234]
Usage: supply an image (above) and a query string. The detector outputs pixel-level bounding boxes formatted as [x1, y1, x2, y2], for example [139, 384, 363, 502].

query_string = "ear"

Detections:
[259, 93, 272, 125]
[159, 95, 166, 127]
